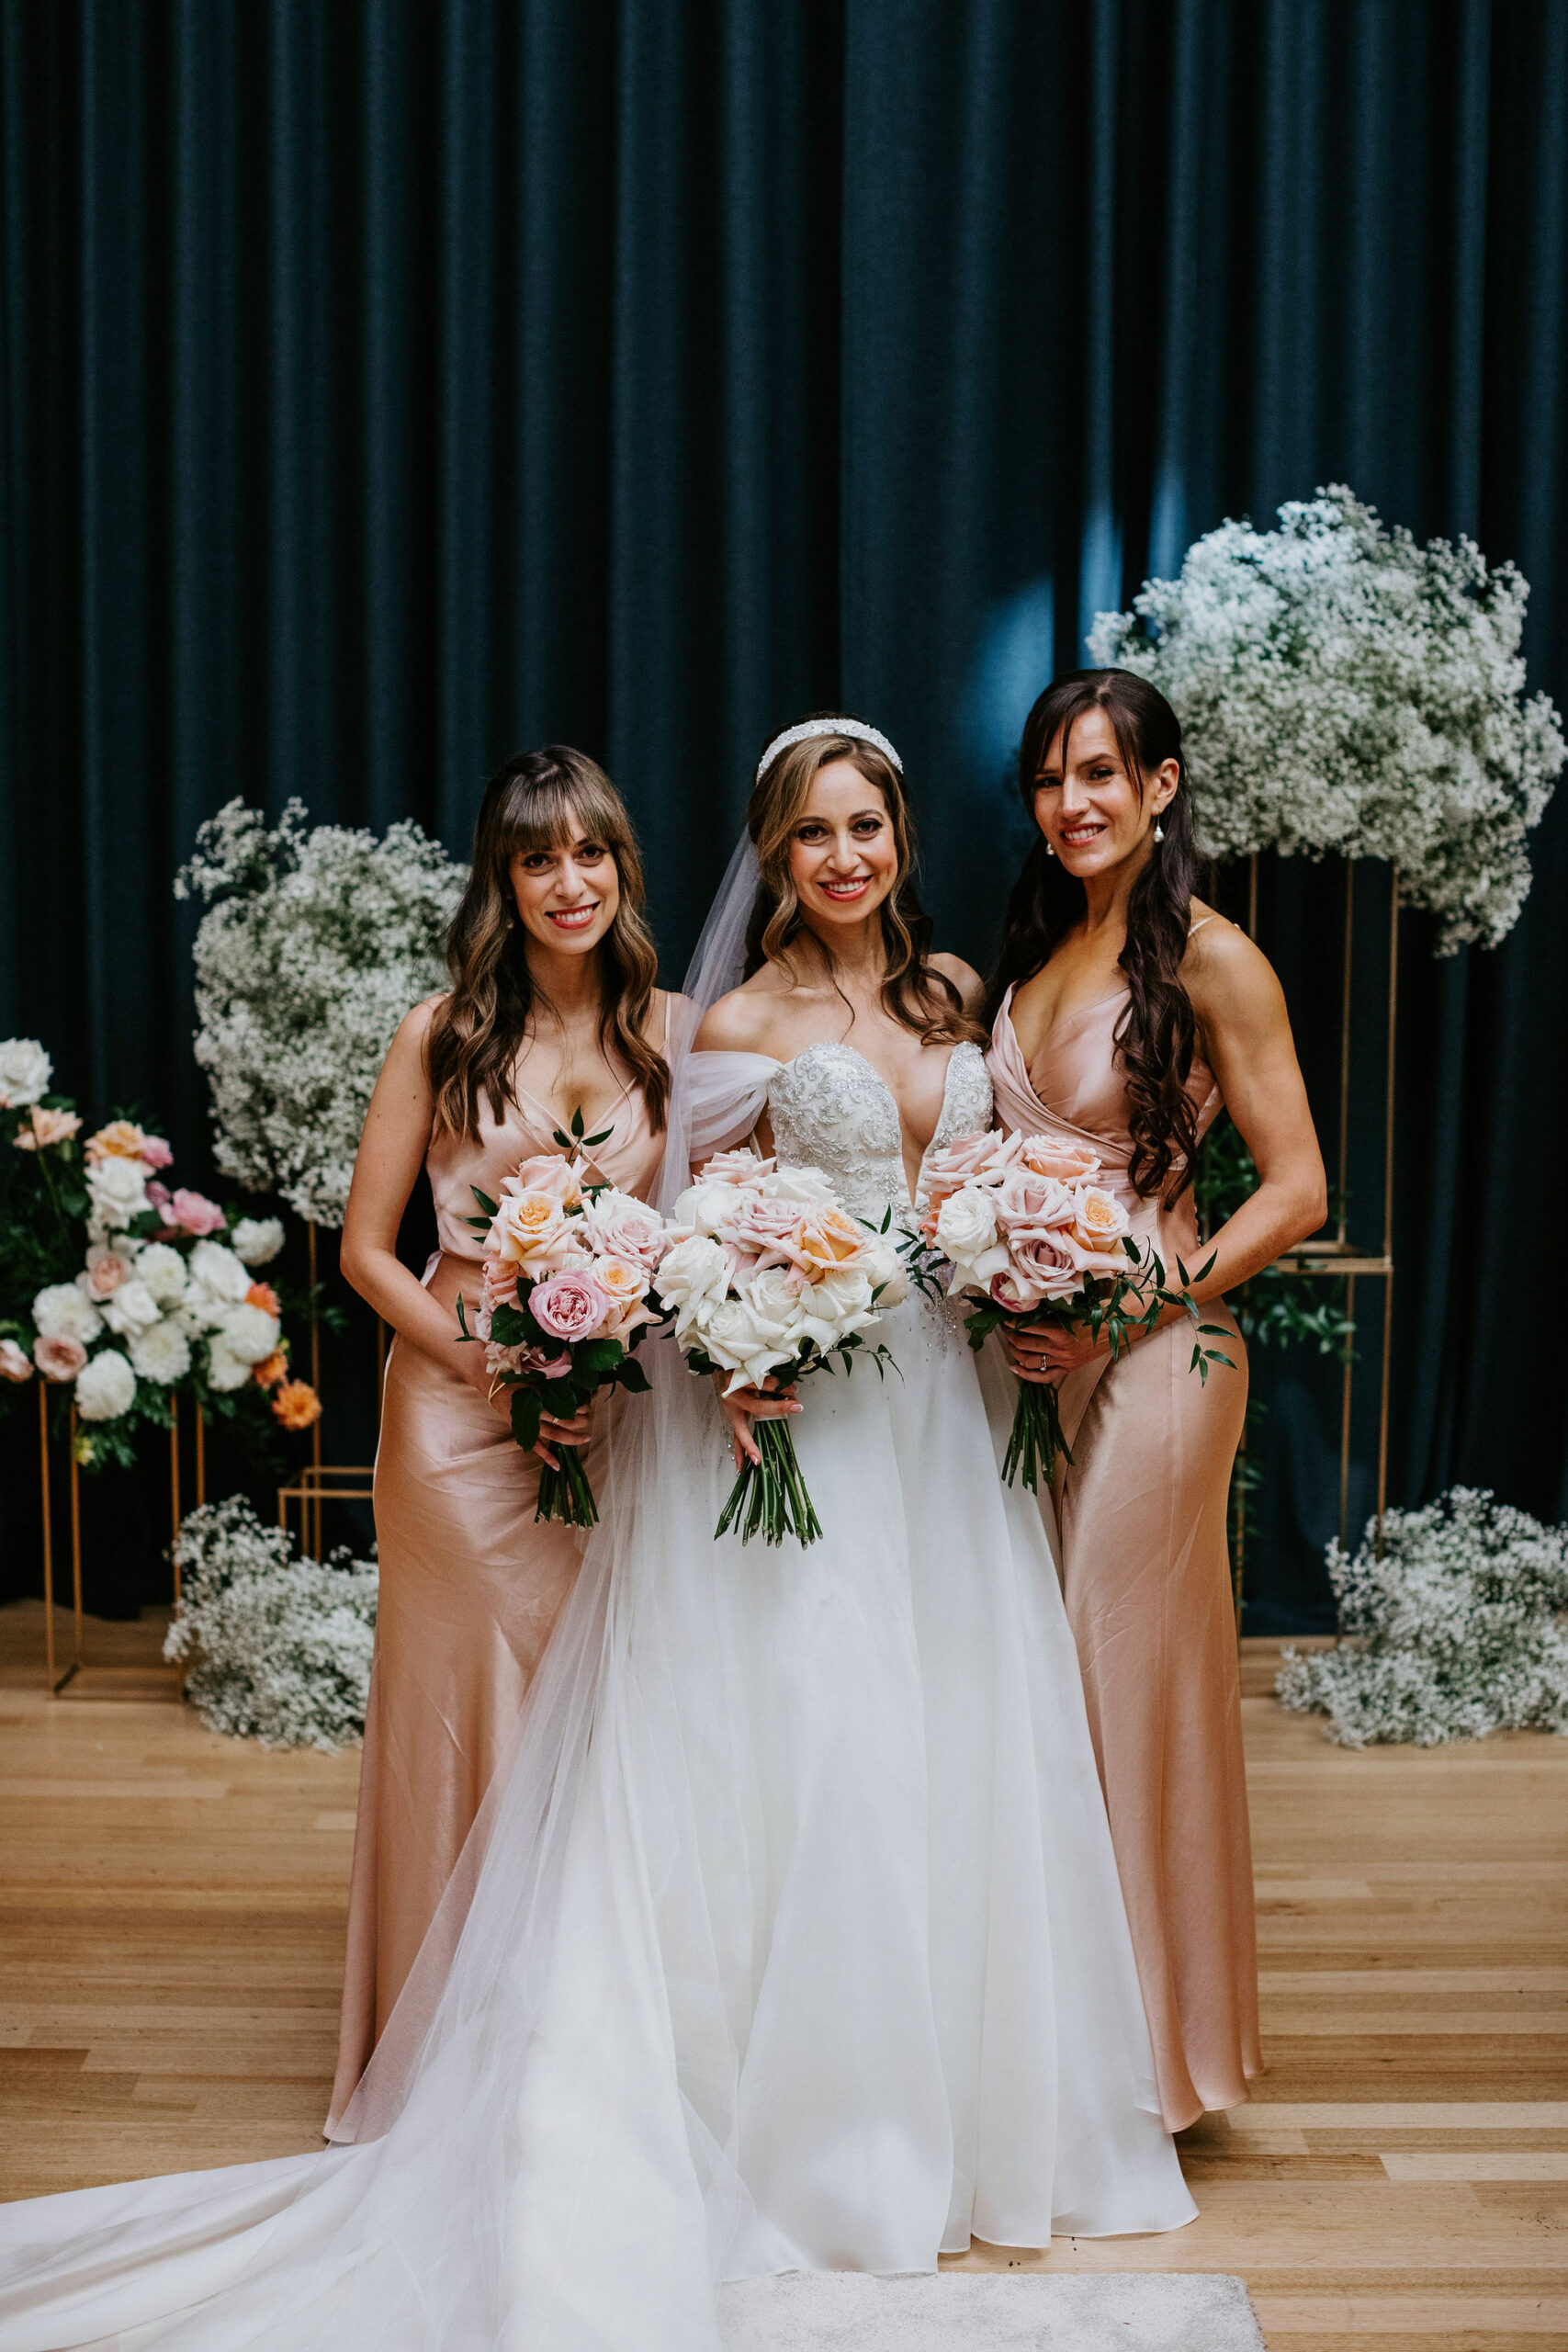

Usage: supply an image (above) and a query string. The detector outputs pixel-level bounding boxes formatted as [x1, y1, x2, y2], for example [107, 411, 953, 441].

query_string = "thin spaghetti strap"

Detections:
[1187, 915, 1220, 937]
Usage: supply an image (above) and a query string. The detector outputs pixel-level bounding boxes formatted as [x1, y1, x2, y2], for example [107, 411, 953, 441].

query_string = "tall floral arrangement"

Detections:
[0, 1038, 314, 1468]
[1277, 1488, 1568, 1747]
[1089, 486, 1564, 950]
[175, 800, 467, 1227]
[164, 1497, 377, 1750]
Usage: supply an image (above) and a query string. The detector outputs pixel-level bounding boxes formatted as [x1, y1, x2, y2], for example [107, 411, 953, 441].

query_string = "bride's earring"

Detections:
[1044, 841, 1055, 857]
[1154, 820, 1165, 843]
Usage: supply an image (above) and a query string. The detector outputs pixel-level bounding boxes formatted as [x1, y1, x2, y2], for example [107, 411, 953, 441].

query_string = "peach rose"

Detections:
[84, 1248, 131, 1298]
[35, 1333, 87, 1381]
[13, 1105, 82, 1152]
[0, 1338, 33, 1381]
[272, 1379, 322, 1430]
[594, 1254, 655, 1341]
[798, 1205, 871, 1275]
[491, 1189, 572, 1271]
[507, 1154, 582, 1207]
[1018, 1133, 1102, 1185]
[85, 1119, 151, 1166]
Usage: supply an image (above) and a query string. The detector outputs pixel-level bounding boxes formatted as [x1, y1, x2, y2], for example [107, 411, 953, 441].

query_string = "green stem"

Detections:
[535, 1443, 599, 1528]
[716, 1415, 822, 1548]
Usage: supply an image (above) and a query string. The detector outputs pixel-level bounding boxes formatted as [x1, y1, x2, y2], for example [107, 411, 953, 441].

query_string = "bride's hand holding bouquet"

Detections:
[660, 1150, 907, 1547]
[917, 1128, 1234, 1493]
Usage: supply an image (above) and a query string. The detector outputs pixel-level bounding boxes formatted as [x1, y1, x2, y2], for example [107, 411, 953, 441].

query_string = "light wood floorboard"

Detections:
[2, 1604, 1564, 2348]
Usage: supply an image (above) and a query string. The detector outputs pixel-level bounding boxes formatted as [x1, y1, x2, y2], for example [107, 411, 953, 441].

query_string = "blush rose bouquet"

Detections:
[661, 1151, 907, 1547]
[915, 1127, 1234, 1492]
[457, 1108, 679, 1528]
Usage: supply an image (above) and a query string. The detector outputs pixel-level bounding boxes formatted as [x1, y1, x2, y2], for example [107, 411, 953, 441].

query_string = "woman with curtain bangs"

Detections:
[328, 744, 674, 2128]
[986, 669, 1327, 2131]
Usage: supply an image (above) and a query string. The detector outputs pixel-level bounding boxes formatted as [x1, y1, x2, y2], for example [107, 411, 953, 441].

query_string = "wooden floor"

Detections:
[1, 1602, 1564, 2350]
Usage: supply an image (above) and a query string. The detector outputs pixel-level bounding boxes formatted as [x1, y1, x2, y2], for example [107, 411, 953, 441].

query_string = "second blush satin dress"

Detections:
[327, 1064, 667, 2129]
[987, 967, 1259, 2130]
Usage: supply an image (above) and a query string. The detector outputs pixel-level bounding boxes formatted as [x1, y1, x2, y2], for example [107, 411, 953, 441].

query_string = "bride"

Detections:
[0, 717, 1192, 2352]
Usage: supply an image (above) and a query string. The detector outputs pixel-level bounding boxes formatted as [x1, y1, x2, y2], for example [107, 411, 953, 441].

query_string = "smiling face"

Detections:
[508, 809, 621, 957]
[785, 758, 901, 934]
[1031, 707, 1179, 879]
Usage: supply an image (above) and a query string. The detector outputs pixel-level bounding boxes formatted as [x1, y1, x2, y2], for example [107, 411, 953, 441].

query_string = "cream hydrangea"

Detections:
[75, 1350, 137, 1421]
[130, 1319, 193, 1385]
[1089, 486, 1565, 951]
[231, 1216, 286, 1267]
[134, 1242, 189, 1306]
[33, 1283, 105, 1345]
[217, 1300, 282, 1365]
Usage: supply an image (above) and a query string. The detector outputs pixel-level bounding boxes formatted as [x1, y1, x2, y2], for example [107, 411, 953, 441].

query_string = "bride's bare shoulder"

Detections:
[694, 967, 792, 1055]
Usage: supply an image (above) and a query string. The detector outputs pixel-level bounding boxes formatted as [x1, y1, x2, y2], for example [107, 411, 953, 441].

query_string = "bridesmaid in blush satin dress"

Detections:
[330, 746, 675, 2128]
[986, 670, 1327, 2130]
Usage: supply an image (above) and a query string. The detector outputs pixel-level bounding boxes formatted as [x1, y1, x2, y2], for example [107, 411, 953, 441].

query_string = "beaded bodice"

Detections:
[764, 1041, 992, 1225]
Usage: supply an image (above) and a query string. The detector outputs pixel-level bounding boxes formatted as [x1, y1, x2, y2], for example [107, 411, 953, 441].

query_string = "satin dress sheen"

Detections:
[987, 979, 1259, 2130]
[327, 1070, 667, 2129]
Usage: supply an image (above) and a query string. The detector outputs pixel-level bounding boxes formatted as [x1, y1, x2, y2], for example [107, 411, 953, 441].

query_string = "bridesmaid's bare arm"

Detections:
[339, 1000, 496, 1396]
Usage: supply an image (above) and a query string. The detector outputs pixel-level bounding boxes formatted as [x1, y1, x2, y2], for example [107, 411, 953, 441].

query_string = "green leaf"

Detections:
[470, 1186, 499, 1218]
[573, 1336, 626, 1378]
[489, 1302, 530, 1346]
[511, 1388, 545, 1452]
[582, 1126, 614, 1148]
[616, 1357, 651, 1393]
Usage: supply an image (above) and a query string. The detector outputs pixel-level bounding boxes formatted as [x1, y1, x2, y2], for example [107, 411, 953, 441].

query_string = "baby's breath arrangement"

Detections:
[1277, 1488, 1568, 1747]
[164, 1497, 378, 1750]
[175, 800, 467, 1227]
[1090, 487, 1564, 950]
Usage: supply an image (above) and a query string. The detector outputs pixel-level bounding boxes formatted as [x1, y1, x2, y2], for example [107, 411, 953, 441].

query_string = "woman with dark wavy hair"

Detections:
[330, 744, 673, 2124]
[987, 669, 1326, 2131]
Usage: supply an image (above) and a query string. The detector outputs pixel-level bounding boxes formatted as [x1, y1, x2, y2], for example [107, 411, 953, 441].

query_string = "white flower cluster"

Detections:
[0, 1037, 51, 1107]
[1089, 487, 1565, 951]
[163, 1497, 378, 1751]
[175, 799, 467, 1227]
[1276, 1486, 1568, 1747]
[31, 1227, 281, 1418]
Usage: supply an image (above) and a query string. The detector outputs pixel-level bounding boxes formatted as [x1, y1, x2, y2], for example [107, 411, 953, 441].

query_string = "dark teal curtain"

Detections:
[3, 0, 1565, 1623]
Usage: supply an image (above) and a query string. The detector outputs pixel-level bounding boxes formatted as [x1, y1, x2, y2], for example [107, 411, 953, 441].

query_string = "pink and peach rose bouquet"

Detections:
[915, 1128, 1232, 1492]
[457, 1110, 679, 1528]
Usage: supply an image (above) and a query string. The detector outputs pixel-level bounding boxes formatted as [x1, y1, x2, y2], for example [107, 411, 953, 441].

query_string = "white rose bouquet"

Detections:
[457, 1110, 679, 1528]
[0, 1040, 315, 1469]
[916, 1129, 1234, 1493]
[662, 1150, 907, 1547]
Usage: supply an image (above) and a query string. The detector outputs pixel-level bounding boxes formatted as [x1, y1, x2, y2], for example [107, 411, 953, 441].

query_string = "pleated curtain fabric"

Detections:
[1, 0, 1565, 1621]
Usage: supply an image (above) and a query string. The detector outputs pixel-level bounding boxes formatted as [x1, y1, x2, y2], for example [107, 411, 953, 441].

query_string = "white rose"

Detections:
[130, 1319, 192, 1385]
[0, 1037, 51, 1108]
[933, 1185, 1010, 1283]
[187, 1239, 251, 1304]
[134, 1242, 188, 1306]
[231, 1216, 285, 1267]
[670, 1181, 745, 1239]
[33, 1283, 105, 1344]
[74, 1349, 137, 1421]
[86, 1157, 150, 1236]
[797, 1264, 876, 1351]
[698, 1295, 795, 1394]
[204, 1336, 254, 1392]
[759, 1164, 837, 1208]
[861, 1231, 909, 1309]
[98, 1278, 163, 1340]
[216, 1301, 281, 1365]
[655, 1234, 730, 1316]
[741, 1265, 809, 1351]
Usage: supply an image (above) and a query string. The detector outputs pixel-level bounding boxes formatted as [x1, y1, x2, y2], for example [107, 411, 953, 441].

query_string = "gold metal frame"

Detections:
[1237, 852, 1399, 1626]
[277, 1462, 376, 1556]
[39, 1390, 204, 1700]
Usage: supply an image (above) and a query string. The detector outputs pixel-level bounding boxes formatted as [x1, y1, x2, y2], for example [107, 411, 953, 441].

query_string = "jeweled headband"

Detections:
[754, 716, 904, 783]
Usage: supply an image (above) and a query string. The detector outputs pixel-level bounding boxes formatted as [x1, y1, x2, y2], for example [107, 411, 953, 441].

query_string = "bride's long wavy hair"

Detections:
[426, 746, 670, 1136]
[987, 670, 1201, 1204]
[744, 718, 986, 1046]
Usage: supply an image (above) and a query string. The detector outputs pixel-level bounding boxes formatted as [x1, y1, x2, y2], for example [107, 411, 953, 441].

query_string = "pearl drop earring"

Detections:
[1154, 820, 1165, 842]
[1044, 842, 1055, 857]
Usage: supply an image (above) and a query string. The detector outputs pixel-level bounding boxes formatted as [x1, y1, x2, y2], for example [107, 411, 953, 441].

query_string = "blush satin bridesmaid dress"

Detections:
[987, 965, 1259, 2131]
[326, 1064, 667, 2129]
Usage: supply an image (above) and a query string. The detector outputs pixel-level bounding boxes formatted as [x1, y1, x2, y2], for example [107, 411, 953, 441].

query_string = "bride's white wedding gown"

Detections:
[0, 1040, 1193, 2352]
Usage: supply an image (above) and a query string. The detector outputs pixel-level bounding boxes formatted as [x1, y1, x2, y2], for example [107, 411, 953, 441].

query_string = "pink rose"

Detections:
[699, 1149, 773, 1185]
[580, 1192, 671, 1272]
[725, 1193, 810, 1271]
[140, 1136, 174, 1170]
[160, 1188, 226, 1237]
[146, 1180, 172, 1211]
[84, 1250, 131, 1298]
[923, 1127, 1021, 1211]
[1018, 1133, 1102, 1185]
[991, 1167, 1075, 1234]
[991, 1230, 1077, 1311]
[506, 1154, 582, 1205]
[0, 1338, 33, 1381]
[35, 1334, 88, 1381]
[529, 1269, 612, 1342]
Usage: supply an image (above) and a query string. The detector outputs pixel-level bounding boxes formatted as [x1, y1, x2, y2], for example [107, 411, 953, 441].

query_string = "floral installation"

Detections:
[1276, 1488, 1568, 1747]
[1089, 485, 1565, 951]
[0, 1040, 318, 1468]
[663, 1150, 907, 1547]
[163, 1498, 377, 1752]
[457, 1109, 676, 1528]
[175, 798, 466, 1227]
[914, 1128, 1232, 1493]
